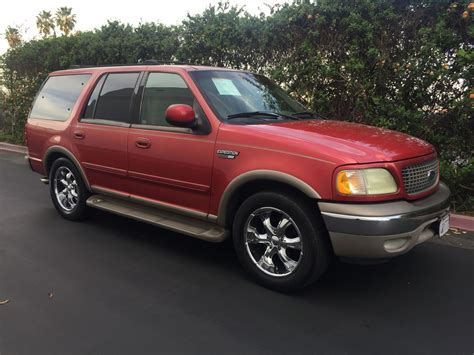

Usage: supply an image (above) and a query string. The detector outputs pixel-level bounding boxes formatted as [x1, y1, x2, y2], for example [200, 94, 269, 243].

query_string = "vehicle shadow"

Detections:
[86, 209, 461, 303]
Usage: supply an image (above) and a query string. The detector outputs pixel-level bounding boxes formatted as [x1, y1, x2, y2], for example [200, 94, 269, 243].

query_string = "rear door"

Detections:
[71, 72, 141, 195]
[127, 71, 215, 216]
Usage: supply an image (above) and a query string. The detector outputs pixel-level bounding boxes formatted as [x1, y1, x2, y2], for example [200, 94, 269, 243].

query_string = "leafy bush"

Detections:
[0, 0, 472, 211]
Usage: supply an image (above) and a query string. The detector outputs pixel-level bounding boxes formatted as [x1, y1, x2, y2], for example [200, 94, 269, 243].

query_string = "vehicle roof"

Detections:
[50, 64, 243, 76]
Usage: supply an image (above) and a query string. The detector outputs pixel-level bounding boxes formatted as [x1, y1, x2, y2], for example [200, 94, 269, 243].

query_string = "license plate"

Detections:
[439, 214, 450, 237]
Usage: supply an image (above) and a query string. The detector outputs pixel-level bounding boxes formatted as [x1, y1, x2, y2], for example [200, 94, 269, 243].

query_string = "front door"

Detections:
[127, 71, 215, 216]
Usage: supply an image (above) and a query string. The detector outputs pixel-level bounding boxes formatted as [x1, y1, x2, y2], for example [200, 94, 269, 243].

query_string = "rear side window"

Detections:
[30, 74, 91, 121]
[92, 73, 140, 122]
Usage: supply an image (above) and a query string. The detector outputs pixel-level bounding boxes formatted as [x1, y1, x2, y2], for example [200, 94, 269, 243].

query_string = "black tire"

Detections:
[49, 157, 90, 221]
[232, 191, 330, 292]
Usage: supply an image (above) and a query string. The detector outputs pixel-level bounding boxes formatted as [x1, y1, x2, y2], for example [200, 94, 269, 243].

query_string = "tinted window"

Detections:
[94, 73, 140, 122]
[30, 74, 91, 121]
[83, 75, 106, 118]
[140, 73, 196, 126]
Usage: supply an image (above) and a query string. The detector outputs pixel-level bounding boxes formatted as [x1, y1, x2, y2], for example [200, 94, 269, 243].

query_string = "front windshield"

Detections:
[189, 70, 308, 122]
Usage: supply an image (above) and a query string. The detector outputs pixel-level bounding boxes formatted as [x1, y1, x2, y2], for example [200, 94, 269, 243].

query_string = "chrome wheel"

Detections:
[244, 207, 303, 277]
[53, 166, 79, 212]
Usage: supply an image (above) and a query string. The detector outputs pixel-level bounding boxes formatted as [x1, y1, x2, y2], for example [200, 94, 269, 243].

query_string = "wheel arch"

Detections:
[217, 170, 321, 227]
[43, 146, 91, 191]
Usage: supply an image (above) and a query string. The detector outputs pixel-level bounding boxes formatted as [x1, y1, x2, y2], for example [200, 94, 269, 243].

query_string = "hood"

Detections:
[245, 119, 435, 164]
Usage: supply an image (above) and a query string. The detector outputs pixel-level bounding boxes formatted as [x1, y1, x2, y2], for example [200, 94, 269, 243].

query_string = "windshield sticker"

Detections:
[212, 78, 241, 96]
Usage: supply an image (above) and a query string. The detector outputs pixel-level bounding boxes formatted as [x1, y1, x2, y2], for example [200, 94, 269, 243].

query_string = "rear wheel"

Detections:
[49, 158, 90, 220]
[232, 191, 330, 292]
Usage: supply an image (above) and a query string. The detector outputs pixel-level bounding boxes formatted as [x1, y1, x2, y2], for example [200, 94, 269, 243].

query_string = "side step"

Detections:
[86, 195, 228, 242]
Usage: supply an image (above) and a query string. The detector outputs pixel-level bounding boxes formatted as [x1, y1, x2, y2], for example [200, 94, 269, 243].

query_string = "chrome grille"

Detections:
[402, 159, 439, 195]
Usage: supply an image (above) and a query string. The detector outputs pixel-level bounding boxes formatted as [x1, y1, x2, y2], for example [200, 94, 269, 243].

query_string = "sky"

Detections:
[0, 0, 287, 54]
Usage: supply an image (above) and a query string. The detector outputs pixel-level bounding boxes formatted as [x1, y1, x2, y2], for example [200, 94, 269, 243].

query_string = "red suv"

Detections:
[25, 64, 450, 291]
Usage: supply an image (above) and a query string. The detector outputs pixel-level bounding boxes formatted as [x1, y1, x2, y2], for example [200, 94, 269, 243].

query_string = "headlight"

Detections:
[336, 168, 397, 195]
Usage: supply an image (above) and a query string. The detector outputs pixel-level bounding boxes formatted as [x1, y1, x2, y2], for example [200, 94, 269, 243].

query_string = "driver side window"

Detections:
[140, 72, 198, 127]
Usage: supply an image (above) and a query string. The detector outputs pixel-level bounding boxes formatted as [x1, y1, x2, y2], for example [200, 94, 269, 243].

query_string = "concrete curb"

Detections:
[0, 141, 473, 231]
[450, 214, 474, 232]
[0, 142, 27, 155]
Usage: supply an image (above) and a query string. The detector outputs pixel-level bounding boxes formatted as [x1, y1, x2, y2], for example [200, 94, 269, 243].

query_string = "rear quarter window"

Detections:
[29, 74, 91, 121]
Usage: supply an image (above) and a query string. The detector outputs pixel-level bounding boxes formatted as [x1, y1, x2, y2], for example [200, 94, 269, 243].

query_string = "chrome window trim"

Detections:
[80, 118, 130, 128]
[130, 124, 192, 134]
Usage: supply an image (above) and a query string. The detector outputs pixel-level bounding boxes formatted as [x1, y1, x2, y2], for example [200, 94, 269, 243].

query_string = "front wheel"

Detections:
[232, 191, 330, 292]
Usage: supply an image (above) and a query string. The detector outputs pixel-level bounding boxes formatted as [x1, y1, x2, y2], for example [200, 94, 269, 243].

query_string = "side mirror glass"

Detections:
[165, 104, 197, 128]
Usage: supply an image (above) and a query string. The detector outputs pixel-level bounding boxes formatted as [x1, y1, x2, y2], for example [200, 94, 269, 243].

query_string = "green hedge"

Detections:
[1, 0, 472, 211]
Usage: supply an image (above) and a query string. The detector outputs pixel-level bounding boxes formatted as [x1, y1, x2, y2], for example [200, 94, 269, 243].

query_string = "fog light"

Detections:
[384, 237, 409, 252]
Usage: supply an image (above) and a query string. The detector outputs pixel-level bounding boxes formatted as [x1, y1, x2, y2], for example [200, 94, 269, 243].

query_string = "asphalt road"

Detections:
[0, 150, 473, 355]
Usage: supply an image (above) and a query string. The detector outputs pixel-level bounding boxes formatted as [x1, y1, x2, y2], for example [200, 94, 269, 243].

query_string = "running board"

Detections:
[86, 195, 228, 242]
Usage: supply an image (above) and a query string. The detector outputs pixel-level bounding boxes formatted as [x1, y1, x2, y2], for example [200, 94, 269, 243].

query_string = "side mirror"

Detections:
[165, 104, 197, 128]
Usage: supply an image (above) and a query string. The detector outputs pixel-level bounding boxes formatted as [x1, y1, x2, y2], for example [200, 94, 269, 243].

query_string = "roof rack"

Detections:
[141, 59, 189, 65]
[69, 59, 190, 69]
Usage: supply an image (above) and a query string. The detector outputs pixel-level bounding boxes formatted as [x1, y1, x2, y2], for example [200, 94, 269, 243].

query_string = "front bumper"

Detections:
[318, 182, 450, 259]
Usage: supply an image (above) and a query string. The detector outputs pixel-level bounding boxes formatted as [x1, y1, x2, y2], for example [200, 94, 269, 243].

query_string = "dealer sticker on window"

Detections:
[439, 214, 450, 237]
[212, 78, 241, 96]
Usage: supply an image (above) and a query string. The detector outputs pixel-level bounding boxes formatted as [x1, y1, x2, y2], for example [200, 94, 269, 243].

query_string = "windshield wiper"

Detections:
[227, 111, 281, 120]
[291, 111, 327, 119]
[227, 111, 298, 120]
[291, 111, 316, 118]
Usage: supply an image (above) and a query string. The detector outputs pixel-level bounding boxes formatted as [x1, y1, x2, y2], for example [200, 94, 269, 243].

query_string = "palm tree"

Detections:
[4, 26, 22, 48]
[36, 11, 56, 38]
[55, 7, 76, 36]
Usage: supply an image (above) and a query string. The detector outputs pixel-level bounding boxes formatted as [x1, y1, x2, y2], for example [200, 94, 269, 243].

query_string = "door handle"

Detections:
[135, 137, 151, 149]
[73, 130, 85, 140]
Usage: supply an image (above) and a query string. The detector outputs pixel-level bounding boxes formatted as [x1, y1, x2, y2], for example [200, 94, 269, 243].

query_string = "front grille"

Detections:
[402, 159, 439, 195]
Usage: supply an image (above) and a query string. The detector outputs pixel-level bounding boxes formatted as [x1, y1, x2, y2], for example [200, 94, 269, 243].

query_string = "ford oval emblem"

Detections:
[427, 170, 436, 182]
